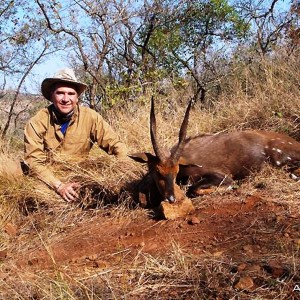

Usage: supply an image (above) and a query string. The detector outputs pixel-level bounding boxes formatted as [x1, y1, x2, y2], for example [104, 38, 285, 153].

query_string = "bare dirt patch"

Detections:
[2, 187, 299, 299]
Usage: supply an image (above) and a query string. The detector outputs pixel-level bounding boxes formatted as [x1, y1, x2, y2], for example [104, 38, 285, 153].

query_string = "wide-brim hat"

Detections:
[41, 68, 88, 101]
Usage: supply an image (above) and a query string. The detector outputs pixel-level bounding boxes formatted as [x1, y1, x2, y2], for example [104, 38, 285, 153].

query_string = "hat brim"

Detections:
[41, 78, 88, 101]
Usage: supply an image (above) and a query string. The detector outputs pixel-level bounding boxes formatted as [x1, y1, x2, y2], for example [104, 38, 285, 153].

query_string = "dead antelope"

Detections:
[130, 98, 300, 207]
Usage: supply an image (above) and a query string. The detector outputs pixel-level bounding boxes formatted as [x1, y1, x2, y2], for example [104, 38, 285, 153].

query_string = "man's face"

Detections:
[51, 83, 79, 115]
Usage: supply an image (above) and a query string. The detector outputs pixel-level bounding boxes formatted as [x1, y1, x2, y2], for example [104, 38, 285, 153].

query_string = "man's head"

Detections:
[41, 68, 87, 115]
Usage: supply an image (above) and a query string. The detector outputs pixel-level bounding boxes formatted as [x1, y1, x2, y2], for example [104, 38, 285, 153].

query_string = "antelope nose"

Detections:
[167, 195, 176, 203]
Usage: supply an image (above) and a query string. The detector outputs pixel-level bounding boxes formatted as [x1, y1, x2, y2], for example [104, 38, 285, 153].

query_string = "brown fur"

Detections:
[177, 130, 300, 195]
[130, 100, 300, 206]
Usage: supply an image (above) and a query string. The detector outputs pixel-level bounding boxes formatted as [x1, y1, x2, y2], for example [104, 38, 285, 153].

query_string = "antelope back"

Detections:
[176, 130, 300, 187]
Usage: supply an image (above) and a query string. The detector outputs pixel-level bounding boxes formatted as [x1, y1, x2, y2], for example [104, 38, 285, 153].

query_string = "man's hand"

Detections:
[56, 182, 80, 202]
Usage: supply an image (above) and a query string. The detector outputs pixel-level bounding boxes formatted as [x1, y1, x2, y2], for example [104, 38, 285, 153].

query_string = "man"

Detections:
[24, 68, 128, 202]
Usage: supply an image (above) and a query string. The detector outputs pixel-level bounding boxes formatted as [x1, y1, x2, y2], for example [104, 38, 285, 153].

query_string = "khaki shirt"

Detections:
[24, 104, 127, 188]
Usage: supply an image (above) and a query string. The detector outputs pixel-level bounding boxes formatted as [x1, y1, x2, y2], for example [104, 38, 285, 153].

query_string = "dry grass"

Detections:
[1, 54, 300, 299]
[2, 242, 299, 299]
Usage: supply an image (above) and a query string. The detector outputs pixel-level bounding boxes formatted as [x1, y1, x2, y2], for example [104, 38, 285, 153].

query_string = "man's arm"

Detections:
[24, 120, 81, 201]
[24, 119, 62, 189]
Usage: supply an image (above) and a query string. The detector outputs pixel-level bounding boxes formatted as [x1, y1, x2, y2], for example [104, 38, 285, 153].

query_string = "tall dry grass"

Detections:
[107, 54, 300, 154]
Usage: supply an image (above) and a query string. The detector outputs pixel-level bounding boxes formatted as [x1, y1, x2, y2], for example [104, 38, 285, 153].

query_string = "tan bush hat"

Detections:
[41, 68, 88, 101]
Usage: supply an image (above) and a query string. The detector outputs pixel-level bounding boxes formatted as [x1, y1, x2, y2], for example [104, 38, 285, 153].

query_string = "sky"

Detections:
[3, 53, 68, 95]
[24, 55, 69, 95]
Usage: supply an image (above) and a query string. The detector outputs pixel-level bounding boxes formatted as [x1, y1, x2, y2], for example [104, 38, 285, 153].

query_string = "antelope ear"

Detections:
[128, 152, 156, 163]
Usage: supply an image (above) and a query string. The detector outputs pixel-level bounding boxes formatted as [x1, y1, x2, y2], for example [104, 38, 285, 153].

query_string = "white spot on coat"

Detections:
[290, 173, 299, 181]
[272, 148, 282, 153]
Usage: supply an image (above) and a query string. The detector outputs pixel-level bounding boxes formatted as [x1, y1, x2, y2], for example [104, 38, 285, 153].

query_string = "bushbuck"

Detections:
[130, 98, 300, 207]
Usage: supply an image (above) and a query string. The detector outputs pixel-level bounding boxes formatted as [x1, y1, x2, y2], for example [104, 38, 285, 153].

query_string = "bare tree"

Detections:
[0, 0, 64, 137]
[236, 0, 294, 57]
[1, 43, 49, 137]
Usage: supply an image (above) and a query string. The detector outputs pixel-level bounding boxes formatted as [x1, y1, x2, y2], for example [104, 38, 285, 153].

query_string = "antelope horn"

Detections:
[150, 96, 167, 161]
[171, 98, 193, 162]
